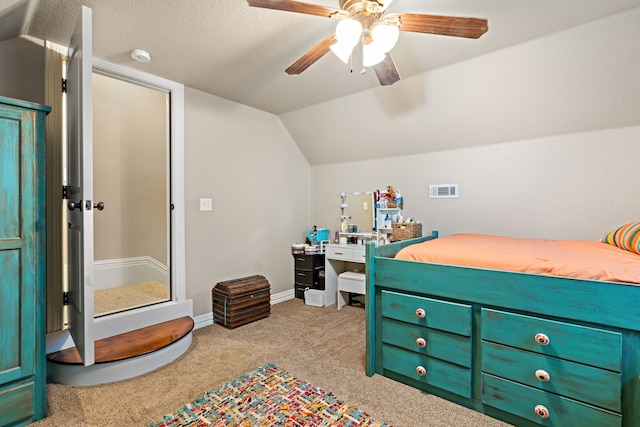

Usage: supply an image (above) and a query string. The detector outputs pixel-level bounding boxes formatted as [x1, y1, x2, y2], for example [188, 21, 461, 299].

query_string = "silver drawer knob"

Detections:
[415, 308, 426, 318]
[534, 332, 550, 345]
[416, 337, 427, 348]
[534, 404, 550, 419]
[535, 369, 550, 382]
[416, 366, 426, 376]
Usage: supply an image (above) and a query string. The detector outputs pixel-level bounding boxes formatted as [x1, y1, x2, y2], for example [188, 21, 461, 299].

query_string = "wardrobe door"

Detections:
[0, 97, 50, 425]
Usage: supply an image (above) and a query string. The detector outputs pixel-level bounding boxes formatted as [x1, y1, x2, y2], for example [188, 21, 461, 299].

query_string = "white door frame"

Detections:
[46, 10, 190, 358]
[92, 57, 186, 304]
[89, 59, 191, 341]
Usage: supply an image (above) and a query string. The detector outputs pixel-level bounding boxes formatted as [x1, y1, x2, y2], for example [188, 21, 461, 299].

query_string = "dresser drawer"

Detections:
[481, 309, 621, 371]
[325, 245, 353, 261]
[348, 245, 366, 262]
[482, 341, 621, 412]
[382, 318, 471, 367]
[293, 254, 324, 270]
[294, 270, 323, 288]
[383, 345, 471, 398]
[325, 245, 365, 262]
[381, 291, 471, 336]
[482, 374, 621, 427]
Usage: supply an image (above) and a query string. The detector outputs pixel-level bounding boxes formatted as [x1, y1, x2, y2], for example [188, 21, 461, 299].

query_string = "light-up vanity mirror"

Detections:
[341, 192, 374, 237]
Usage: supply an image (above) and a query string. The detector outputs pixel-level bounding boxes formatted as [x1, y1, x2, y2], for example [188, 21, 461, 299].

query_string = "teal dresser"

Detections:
[366, 237, 640, 427]
[0, 96, 50, 426]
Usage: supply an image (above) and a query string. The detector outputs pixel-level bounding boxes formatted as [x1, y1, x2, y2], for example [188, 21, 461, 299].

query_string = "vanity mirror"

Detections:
[341, 192, 374, 236]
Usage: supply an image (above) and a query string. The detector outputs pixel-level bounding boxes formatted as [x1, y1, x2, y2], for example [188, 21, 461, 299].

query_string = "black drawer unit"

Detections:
[293, 253, 325, 299]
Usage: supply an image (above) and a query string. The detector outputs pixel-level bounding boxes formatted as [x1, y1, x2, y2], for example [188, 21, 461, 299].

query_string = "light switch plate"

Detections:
[199, 198, 212, 211]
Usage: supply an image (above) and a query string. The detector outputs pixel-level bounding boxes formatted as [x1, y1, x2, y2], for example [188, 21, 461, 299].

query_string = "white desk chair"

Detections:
[337, 272, 366, 310]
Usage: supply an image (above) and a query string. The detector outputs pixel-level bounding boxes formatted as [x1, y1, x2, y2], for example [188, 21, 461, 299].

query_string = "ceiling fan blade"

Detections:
[286, 33, 337, 75]
[389, 13, 488, 39]
[247, 0, 341, 18]
[373, 53, 400, 86]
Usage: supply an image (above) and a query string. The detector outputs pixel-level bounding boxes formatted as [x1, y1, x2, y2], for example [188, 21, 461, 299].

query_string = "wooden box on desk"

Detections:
[212, 275, 270, 328]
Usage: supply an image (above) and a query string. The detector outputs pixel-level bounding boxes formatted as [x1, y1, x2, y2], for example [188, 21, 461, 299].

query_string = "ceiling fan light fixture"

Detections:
[362, 43, 386, 67]
[379, 0, 394, 10]
[335, 18, 362, 47]
[247, 0, 488, 86]
[370, 23, 399, 53]
[330, 40, 355, 64]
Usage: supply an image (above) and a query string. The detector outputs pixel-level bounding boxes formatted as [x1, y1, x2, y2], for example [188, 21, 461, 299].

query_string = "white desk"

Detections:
[325, 244, 367, 309]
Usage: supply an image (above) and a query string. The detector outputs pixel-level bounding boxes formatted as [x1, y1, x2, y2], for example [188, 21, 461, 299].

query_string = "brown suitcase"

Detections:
[212, 275, 271, 328]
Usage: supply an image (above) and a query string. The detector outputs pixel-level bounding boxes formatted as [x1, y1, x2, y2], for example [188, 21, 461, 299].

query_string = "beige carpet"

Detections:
[34, 298, 512, 427]
[94, 281, 169, 316]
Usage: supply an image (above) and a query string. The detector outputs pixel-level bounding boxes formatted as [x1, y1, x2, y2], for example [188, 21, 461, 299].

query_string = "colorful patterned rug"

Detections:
[149, 363, 391, 426]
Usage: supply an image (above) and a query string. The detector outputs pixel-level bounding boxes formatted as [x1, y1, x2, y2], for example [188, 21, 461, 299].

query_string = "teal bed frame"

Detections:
[365, 231, 640, 427]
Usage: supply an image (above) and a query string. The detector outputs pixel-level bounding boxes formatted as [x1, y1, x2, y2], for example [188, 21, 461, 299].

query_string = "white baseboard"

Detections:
[271, 288, 295, 305]
[193, 312, 213, 329]
[94, 256, 168, 290]
[193, 288, 295, 330]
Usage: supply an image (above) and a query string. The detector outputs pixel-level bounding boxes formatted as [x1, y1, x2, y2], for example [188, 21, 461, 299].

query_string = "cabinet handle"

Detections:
[416, 337, 427, 348]
[415, 308, 426, 319]
[416, 366, 427, 376]
[296, 258, 305, 262]
[334, 252, 344, 255]
[534, 404, 550, 419]
[535, 369, 550, 382]
[534, 333, 550, 345]
[297, 272, 306, 276]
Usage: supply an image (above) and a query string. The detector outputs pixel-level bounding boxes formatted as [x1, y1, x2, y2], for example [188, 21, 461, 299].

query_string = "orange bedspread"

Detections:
[395, 233, 640, 284]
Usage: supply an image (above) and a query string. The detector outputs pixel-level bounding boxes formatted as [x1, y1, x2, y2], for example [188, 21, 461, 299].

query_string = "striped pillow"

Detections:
[601, 222, 640, 255]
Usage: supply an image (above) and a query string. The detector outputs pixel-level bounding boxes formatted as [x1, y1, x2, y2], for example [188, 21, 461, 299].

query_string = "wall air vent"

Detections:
[429, 184, 459, 199]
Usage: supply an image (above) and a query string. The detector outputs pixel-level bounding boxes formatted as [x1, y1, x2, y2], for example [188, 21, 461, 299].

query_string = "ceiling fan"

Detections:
[247, 0, 488, 86]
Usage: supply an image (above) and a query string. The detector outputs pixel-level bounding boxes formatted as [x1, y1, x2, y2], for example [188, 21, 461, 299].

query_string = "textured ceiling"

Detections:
[1, 0, 640, 115]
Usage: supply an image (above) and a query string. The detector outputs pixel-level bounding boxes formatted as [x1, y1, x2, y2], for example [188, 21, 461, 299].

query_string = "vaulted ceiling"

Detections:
[1, 0, 638, 115]
[2, 0, 639, 165]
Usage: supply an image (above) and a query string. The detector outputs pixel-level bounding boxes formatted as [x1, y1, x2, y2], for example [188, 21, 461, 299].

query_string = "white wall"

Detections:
[308, 8, 640, 241]
[312, 126, 640, 241]
[0, 36, 45, 104]
[282, 7, 640, 165]
[184, 87, 310, 316]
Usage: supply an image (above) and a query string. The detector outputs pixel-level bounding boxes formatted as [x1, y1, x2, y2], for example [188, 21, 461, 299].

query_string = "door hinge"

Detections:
[61, 78, 67, 93]
[63, 291, 70, 306]
[62, 185, 69, 199]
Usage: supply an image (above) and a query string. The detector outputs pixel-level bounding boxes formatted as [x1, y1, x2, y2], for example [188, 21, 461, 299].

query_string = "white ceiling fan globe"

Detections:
[330, 18, 363, 63]
[370, 23, 399, 53]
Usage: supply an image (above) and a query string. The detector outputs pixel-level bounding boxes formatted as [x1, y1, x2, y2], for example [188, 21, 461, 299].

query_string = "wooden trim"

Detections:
[46, 316, 194, 365]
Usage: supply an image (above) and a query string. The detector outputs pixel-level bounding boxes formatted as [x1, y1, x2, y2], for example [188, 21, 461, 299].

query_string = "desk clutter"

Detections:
[291, 188, 423, 309]
[391, 221, 422, 241]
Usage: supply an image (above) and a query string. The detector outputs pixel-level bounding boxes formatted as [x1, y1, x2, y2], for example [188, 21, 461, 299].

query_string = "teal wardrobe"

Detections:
[0, 96, 50, 425]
